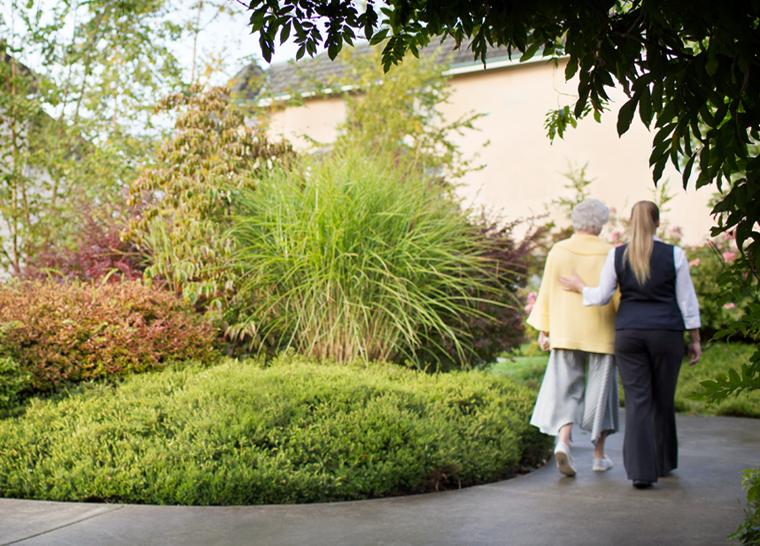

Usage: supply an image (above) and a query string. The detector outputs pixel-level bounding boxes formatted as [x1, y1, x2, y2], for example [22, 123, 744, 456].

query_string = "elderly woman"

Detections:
[527, 199, 619, 477]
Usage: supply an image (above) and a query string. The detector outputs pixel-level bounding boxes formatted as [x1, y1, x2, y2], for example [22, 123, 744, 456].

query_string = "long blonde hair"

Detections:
[624, 201, 659, 285]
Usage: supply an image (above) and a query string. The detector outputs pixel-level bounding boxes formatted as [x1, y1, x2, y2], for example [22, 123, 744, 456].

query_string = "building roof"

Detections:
[232, 35, 521, 101]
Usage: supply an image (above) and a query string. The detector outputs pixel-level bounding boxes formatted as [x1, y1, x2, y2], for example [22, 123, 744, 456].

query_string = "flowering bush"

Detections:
[685, 233, 758, 341]
[0, 280, 220, 393]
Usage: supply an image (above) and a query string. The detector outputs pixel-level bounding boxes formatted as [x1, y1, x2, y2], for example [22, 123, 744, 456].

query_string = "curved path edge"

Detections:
[1, 413, 758, 546]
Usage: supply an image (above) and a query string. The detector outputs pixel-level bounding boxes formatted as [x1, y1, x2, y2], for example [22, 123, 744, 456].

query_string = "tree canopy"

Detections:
[247, 0, 759, 266]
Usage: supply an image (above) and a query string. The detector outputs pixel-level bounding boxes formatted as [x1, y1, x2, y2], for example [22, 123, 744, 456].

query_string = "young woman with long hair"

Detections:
[559, 200, 701, 489]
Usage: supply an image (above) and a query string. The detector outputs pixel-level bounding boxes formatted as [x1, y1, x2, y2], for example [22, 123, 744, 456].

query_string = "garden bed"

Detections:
[0, 356, 551, 505]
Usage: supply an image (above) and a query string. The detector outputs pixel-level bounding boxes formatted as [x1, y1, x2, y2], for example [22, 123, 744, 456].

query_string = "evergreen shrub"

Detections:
[0, 356, 30, 414]
[0, 280, 219, 392]
[0, 356, 551, 505]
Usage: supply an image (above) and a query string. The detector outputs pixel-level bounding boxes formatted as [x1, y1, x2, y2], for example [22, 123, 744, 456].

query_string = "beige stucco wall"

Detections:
[267, 59, 715, 246]
[268, 95, 346, 149]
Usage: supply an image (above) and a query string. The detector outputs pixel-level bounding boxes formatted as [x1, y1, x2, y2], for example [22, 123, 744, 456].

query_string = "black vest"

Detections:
[614, 241, 685, 331]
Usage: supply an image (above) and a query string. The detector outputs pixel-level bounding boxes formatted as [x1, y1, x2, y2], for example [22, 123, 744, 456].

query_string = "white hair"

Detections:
[571, 199, 609, 234]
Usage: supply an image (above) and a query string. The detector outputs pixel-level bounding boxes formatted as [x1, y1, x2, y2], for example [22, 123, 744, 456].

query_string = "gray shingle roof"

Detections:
[232, 36, 517, 100]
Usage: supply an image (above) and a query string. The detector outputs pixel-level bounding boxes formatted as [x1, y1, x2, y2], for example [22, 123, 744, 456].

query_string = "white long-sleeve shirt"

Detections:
[582, 245, 701, 330]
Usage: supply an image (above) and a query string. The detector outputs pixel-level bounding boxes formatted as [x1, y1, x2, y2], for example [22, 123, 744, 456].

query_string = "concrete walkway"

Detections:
[1, 413, 758, 546]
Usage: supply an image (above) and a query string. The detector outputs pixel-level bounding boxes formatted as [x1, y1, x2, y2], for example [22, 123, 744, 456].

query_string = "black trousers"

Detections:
[614, 329, 684, 483]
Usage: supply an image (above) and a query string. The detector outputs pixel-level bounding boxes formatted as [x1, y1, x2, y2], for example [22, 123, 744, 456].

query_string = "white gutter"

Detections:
[443, 54, 564, 76]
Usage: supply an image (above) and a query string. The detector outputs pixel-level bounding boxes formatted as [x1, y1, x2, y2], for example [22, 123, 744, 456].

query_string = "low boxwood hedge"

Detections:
[0, 356, 551, 505]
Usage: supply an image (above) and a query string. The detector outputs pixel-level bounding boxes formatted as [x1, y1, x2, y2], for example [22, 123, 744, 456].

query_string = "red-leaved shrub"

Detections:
[23, 193, 146, 283]
[412, 215, 537, 370]
[0, 280, 219, 391]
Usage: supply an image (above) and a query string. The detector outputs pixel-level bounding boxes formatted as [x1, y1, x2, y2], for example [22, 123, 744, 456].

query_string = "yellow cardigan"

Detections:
[527, 234, 618, 354]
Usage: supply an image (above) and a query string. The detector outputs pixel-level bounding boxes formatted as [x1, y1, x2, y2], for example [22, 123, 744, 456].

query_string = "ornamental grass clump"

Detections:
[0, 356, 550, 505]
[226, 150, 506, 367]
[0, 279, 219, 392]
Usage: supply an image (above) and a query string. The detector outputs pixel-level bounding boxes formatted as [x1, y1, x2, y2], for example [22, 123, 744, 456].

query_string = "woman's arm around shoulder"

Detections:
[559, 248, 618, 306]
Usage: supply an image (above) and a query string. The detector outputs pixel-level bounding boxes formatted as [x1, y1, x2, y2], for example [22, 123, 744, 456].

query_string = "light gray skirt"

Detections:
[530, 349, 619, 445]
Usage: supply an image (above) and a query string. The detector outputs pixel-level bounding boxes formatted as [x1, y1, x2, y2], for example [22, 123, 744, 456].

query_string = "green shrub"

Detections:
[0, 356, 551, 505]
[676, 343, 760, 417]
[730, 467, 760, 545]
[0, 279, 219, 392]
[226, 150, 513, 368]
[0, 356, 30, 414]
[414, 215, 533, 371]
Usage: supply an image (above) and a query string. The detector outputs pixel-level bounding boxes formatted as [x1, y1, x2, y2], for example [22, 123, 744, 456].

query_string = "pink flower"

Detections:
[688, 259, 700, 267]
[610, 231, 620, 243]
[525, 291, 538, 313]
[722, 251, 736, 262]
[724, 303, 736, 310]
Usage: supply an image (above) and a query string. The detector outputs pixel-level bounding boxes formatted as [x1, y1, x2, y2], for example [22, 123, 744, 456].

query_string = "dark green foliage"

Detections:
[0, 280, 219, 392]
[0, 357, 551, 505]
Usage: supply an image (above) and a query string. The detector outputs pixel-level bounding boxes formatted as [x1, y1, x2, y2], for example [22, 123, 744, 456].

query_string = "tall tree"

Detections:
[126, 85, 292, 311]
[0, 0, 184, 274]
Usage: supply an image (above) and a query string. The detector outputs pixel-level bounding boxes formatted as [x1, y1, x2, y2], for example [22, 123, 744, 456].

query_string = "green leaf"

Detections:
[652, 153, 668, 183]
[682, 155, 696, 188]
[520, 42, 541, 62]
[617, 95, 638, 136]
[639, 86, 652, 127]
[279, 21, 291, 45]
[369, 28, 389, 46]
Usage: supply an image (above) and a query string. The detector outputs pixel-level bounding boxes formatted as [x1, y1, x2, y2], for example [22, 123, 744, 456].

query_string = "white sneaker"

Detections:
[554, 442, 577, 477]
[593, 455, 614, 472]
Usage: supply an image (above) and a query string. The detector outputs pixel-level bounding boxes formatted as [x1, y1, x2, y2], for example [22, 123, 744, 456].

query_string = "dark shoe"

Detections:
[633, 480, 652, 489]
